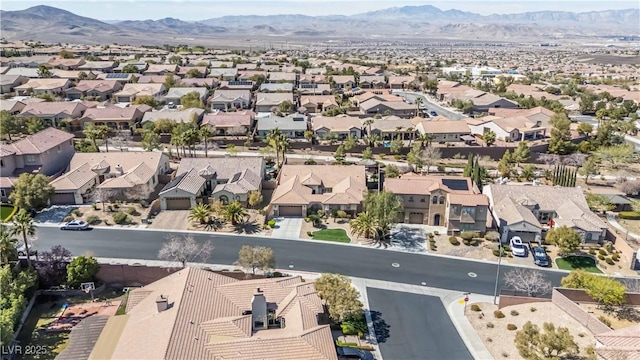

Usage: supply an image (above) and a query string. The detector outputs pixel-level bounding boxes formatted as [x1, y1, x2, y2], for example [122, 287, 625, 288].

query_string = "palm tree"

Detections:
[199, 126, 213, 158]
[0, 225, 17, 265]
[170, 133, 184, 158]
[83, 124, 110, 152]
[365, 133, 381, 148]
[222, 201, 248, 226]
[188, 204, 211, 224]
[350, 212, 378, 240]
[266, 128, 283, 165]
[363, 118, 374, 138]
[417, 133, 435, 148]
[278, 134, 290, 164]
[11, 209, 36, 267]
[415, 97, 423, 116]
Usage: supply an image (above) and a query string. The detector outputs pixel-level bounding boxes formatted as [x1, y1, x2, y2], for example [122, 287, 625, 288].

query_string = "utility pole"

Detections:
[493, 241, 503, 305]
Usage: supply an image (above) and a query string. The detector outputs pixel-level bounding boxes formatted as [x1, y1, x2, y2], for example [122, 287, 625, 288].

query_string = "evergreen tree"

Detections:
[463, 153, 473, 177]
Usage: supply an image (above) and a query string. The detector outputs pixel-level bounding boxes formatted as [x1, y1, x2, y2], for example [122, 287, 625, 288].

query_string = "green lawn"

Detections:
[312, 228, 351, 243]
[555, 256, 603, 274]
[1, 204, 16, 221]
[16, 301, 70, 360]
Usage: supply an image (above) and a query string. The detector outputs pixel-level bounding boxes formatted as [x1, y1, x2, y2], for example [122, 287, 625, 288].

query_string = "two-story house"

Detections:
[0, 128, 75, 202]
[384, 174, 489, 234]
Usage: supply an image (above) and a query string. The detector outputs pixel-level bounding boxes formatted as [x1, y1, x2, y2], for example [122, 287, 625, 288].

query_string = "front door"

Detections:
[433, 214, 441, 226]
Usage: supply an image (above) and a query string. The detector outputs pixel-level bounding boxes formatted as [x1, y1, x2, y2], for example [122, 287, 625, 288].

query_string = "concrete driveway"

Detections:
[147, 210, 189, 230]
[390, 224, 446, 253]
[270, 217, 303, 239]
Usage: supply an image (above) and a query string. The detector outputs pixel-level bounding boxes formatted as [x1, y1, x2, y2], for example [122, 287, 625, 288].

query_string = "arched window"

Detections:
[432, 196, 438, 204]
[439, 196, 445, 204]
[219, 195, 229, 204]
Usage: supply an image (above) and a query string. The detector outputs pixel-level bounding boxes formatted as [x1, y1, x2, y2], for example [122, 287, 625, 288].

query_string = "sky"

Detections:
[0, 0, 637, 21]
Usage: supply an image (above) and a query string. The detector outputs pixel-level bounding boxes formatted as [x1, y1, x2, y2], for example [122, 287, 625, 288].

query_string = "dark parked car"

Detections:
[532, 246, 549, 267]
[337, 347, 374, 360]
[429, 110, 438, 116]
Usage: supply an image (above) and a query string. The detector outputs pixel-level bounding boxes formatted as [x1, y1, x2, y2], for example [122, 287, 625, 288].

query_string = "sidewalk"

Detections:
[607, 213, 640, 241]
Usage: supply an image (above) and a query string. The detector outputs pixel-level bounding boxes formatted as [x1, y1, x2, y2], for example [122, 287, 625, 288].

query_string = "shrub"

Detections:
[140, 200, 148, 208]
[506, 324, 517, 331]
[486, 322, 494, 328]
[460, 231, 478, 241]
[588, 249, 597, 255]
[598, 315, 612, 327]
[72, 208, 82, 217]
[86, 215, 101, 225]
[433, 230, 440, 236]
[470, 304, 481, 312]
[463, 239, 471, 246]
[484, 231, 500, 242]
[267, 220, 276, 228]
[619, 211, 640, 220]
[449, 236, 460, 245]
[598, 254, 605, 260]
[530, 307, 537, 312]
[605, 257, 615, 265]
[430, 245, 437, 251]
[486, 337, 493, 342]
[612, 253, 620, 261]
[107, 205, 114, 212]
[112, 211, 129, 224]
[599, 249, 607, 256]
[428, 232, 434, 239]
[63, 214, 74, 222]
[494, 310, 505, 318]
[307, 231, 312, 237]
[92, 203, 98, 210]
[510, 310, 519, 316]
[578, 333, 585, 337]
[126, 206, 138, 215]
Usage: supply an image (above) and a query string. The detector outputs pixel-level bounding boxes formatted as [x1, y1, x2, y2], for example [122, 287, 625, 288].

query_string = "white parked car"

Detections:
[60, 220, 89, 231]
[509, 236, 527, 257]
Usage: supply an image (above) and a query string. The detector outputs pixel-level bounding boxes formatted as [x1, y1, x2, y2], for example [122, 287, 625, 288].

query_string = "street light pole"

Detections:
[493, 241, 502, 305]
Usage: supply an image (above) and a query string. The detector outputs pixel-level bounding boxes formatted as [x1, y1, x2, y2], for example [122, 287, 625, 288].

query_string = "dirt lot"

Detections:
[188, 209, 269, 235]
[70, 202, 148, 226]
[467, 302, 596, 360]
[578, 303, 640, 330]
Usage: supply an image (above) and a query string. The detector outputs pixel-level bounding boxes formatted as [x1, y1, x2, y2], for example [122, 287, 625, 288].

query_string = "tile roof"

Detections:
[160, 168, 206, 195]
[68, 152, 167, 189]
[201, 110, 254, 127]
[312, 115, 362, 132]
[257, 113, 308, 132]
[114, 83, 165, 97]
[416, 119, 471, 134]
[20, 101, 86, 117]
[3, 127, 74, 155]
[68, 80, 120, 93]
[210, 90, 251, 102]
[110, 268, 336, 360]
[384, 174, 477, 196]
[141, 108, 204, 124]
[595, 324, 640, 360]
[50, 163, 98, 191]
[255, 92, 294, 106]
[272, 165, 366, 206]
[15, 78, 70, 90]
[81, 105, 150, 121]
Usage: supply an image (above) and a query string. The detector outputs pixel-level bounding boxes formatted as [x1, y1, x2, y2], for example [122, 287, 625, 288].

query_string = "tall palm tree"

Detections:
[11, 209, 36, 267]
[266, 128, 283, 165]
[350, 212, 378, 240]
[169, 133, 184, 159]
[363, 118, 374, 138]
[188, 204, 211, 224]
[0, 225, 17, 266]
[415, 97, 423, 116]
[277, 133, 290, 164]
[83, 124, 110, 152]
[417, 133, 434, 148]
[222, 201, 248, 226]
[199, 126, 213, 158]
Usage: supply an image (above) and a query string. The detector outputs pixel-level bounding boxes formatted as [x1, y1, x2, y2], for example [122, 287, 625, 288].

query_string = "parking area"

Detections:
[271, 217, 303, 239]
[367, 288, 472, 360]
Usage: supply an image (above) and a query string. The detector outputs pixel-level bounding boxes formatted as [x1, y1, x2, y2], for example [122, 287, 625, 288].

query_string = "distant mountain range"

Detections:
[1, 5, 638, 45]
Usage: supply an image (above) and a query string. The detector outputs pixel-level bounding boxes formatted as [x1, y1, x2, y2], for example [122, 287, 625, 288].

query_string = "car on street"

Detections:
[337, 347, 374, 360]
[60, 220, 89, 231]
[510, 236, 527, 257]
[16, 242, 37, 257]
[429, 110, 438, 116]
[532, 246, 549, 267]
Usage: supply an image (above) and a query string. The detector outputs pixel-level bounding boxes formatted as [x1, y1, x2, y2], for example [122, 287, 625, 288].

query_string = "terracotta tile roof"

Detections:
[416, 119, 471, 134]
[20, 101, 86, 118]
[68, 80, 120, 93]
[449, 193, 489, 206]
[50, 163, 98, 191]
[141, 108, 205, 124]
[201, 110, 254, 127]
[68, 152, 167, 190]
[160, 168, 206, 195]
[384, 174, 477, 196]
[15, 78, 70, 90]
[111, 268, 335, 360]
[255, 92, 294, 106]
[114, 83, 165, 97]
[81, 105, 150, 121]
[312, 115, 362, 132]
[4, 127, 74, 155]
[595, 324, 640, 360]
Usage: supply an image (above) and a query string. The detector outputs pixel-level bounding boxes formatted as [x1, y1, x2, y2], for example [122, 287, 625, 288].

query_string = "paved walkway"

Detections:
[607, 213, 640, 241]
[270, 217, 304, 239]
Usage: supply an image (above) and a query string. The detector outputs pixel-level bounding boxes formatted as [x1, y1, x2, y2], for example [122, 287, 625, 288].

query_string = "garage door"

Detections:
[408, 212, 424, 224]
[166, 197, 192, 210]
[51, 192, 76, 205]
[508, 231, 538, 244]
[278, 206, 303, 217]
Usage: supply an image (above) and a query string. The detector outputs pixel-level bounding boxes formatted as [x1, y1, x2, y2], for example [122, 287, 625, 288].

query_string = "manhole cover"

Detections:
[421, 282, 427, 286]
[391, 263, 400, 268]
[468, 272, 477, 278]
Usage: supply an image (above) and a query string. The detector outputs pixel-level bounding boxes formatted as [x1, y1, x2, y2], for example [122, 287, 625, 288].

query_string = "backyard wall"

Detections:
[606, 226, 639, 270]
[552, 288, 613, 335]
[498, 294, 551, 309]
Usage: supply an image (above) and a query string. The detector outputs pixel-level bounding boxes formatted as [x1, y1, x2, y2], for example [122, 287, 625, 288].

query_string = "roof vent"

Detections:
[156, 295, 169, 313]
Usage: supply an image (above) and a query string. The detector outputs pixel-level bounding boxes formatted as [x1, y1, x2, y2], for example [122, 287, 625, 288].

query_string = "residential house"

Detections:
[50, 152, 170, 205]
[162, 87, 208, 105]
[259, 83, 294, 92]
[385, 173, 489, 233]
[312, 115, 363, 139]
[64, 80, 123, 101]
[484, 184, 608, 244]
[297, 83, 332, 95]
[209, 89, 252, 110]
[113, 62, 147, 73]
[415, 119, 472, 143]
[359, 98, 416, 118]
[0, 100, 26, 115]
[600, 194, 634, 212]
[298, 74, 328, 85]
[51, 69, 99, 81]
[300, 95, 338, 114]
[180, 78, 218, 88]
[354, 91, 403, 107]
[359, 75, 386, 89]
[18, 102, 87, 127]
[46, 57, 85, 70]
[330, 75, 356, 90]
[594, 324, 640, 360]
[488, 106, 556, 128]
[176, 66, 208, 78]
[388, 76, 415, 90]
[113, 83, 166, 103]
[466, 116, 547, 141]
[159, 157, 264, 210]
[468, 93, 519, 113]
[256, 113, 308, 138]
[270, 164, 367, 217]
[0, 74, 28, 94]
[218, 81, 255, 91]
[201, 110, 254, 136]
[141, 108, 205, 127]
[366, 116, 416, 140]
[0, 128, 75, 201]
[255, 92, 294, 113]
[96, 73, 136, 84]
[4, 67, 40, 78]
[143, 64, 179, 75]
[79, 104, 151, 130]
[267, 72, 297, 84]
[77, 61, 117, 72]
[136, 75, 178, 84]
[14, 78, 71, 96]
[102, 267, 336, 360]
[209, 68, 238, 81]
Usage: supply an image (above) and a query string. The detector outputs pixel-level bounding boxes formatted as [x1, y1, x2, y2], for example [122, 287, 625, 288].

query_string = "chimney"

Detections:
[251, 288, 267, 331]
[156, 295, 168, 312]
[115, 164, 124, 175]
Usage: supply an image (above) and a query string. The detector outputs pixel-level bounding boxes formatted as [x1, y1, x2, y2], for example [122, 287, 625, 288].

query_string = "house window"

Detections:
[0, 189, 5, 197]
[408, 196, 414, 202]
[451, 205, 459, 214]
[420, 197, 425, 203]
[26, 155, 36, 163]
[0, 160, 3, 167]
[432, 196, 438, 204]
[585, 233, 593, 241]
[57, 145, 61, 153]
[439, 196, 445, 204]
[462, 207, 476, 217]
[324, 188, 332, 194]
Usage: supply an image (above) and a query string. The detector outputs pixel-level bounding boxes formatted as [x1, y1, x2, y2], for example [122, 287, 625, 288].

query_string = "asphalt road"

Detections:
[33, 227, 565, 296]
[397, 91, 466, 120]
[367, 288, 473, 360]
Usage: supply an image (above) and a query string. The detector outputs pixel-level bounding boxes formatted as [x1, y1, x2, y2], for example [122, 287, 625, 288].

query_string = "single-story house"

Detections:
[113, 83, 166, 103]
[162, 87, 208, 105]
[79, 104, 151, 130]
[143, 64, 179, 75]
[14, 78, 71, 96]
[270, 164, 367, 217]
[159, 157, 264, 210]
[484, 184, 608, 244]
[209, 68, 238, 80]
[415, 119, 472, 143]
[255, 92, 294, 113]
[359, 98, 416, 118]
[0, 74, 28, 94]
[0, 100, 26, 115]
[140, 108, 205, 127]
[330, 75, 356, 90]
[64, 80, 122, 101]
[467, 116, 547, 141]
[209, 89, 251, 110]
[300, 95, 338, 114]
[18, 101, 87, 127]
[312, 115, 363, 139]
[256, 113, 308, 138]
[201, 110, 254, 136]
[366, 116, 416, 140]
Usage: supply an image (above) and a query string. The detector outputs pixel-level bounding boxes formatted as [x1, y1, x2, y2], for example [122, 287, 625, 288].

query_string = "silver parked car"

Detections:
[60, 220, 89, 230]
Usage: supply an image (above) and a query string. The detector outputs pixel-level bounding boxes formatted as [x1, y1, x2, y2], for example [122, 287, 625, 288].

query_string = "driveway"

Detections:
[390, 224, 446, 253]
[367, 288, 473, 360]
[270, 217, 303, 239]
[147, 210, 189, 230]
[34, 205, 77, 224]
